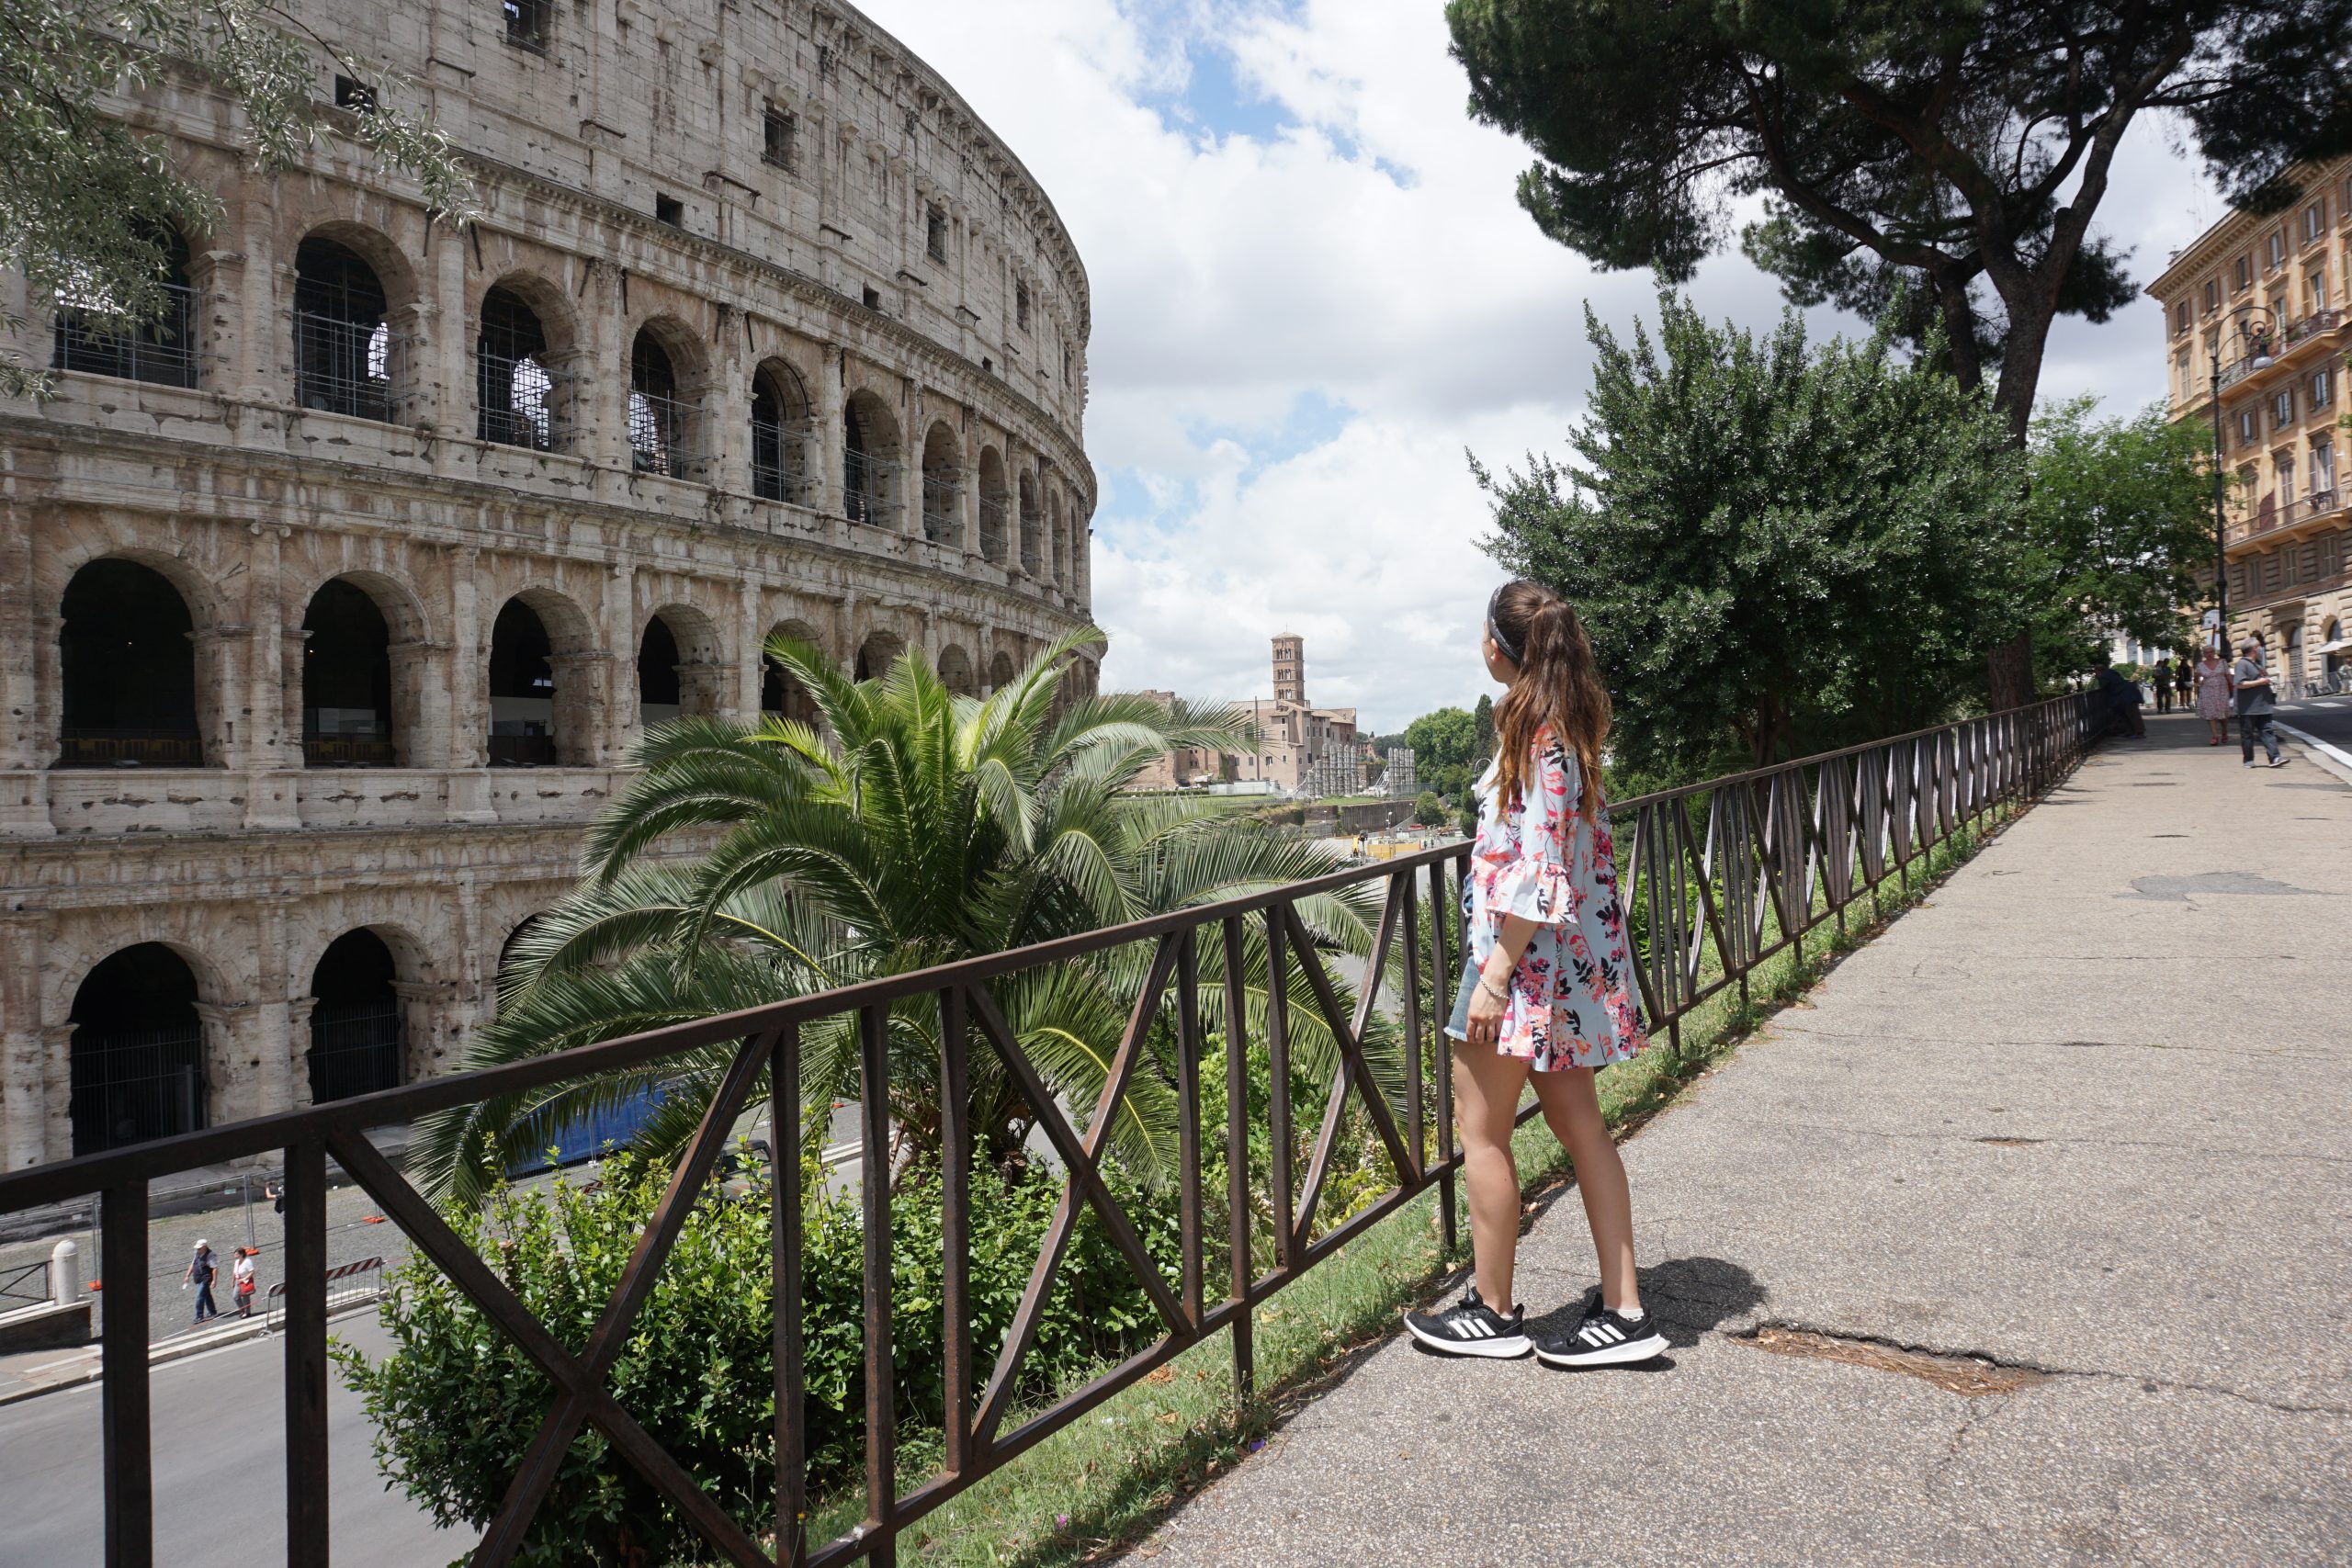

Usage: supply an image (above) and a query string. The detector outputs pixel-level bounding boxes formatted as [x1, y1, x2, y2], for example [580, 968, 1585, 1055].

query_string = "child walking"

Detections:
[1404, 580, 1664, 1368]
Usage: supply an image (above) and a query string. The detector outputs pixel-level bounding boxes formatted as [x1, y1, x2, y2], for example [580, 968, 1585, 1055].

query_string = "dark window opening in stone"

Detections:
[58, 558, 202, 768]
[862, 284, 882, 311]
[628, 331, 689, 477]
[1018, 471, 1042, 575]
[751, 365, 812, 504]
[294, 235, 393, 421]
[927, 204, 948, 264]
[978, 448, 1010, 564]
[1015, 281, 1031, 333]
[477, 286, 560, 450]
[503, 0, 550, 52]
[334, 74, 375, 112]
[639, 615, 684, 727]
[302, 580, 394, 767]
[308, 930, 402, 1102]
[70, 944, 205, 1156]
[763, 107, 797, 171]
[489, 599, 558, 766]
[921, 423, 959, 544]
[52, 225, 200, 389]
[843, 401, 891, 526]
[655, 193, 684, 228]
[854, 633, 903, 682]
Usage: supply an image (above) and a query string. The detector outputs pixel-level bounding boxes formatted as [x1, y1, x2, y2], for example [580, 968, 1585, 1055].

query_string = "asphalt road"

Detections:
[0, 1314, 462, 1568]
[2278, 692, 2352, 752]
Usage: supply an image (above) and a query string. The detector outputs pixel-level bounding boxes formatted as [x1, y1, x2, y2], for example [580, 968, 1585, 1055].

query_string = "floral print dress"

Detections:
[1457, 728, 1648, 1070]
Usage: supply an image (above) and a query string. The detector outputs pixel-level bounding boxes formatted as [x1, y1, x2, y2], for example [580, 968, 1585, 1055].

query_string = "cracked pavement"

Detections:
[1126, 716, 2352, 1567]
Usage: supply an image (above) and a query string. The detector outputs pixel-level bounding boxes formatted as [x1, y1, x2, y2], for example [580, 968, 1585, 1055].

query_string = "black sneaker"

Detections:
[1535, 1290, 1667, 1368]
[1403, 1285, 1530, 1358]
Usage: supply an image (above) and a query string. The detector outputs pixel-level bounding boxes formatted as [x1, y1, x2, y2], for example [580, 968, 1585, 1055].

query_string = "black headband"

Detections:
[1486, 586, 1523, 664]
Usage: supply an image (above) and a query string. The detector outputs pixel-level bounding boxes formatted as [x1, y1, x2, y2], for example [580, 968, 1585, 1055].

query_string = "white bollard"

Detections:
[51, 1239, 76, 1307]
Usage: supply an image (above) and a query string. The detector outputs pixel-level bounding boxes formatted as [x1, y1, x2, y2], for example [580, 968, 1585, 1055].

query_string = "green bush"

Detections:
[335, 1149, 1183, 1568]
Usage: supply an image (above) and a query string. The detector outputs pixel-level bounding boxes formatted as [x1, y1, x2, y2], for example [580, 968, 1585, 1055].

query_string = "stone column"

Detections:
[818, 349, 846, 520]
[602, 562, 638, 761]
[248, 895, 298, 1118]
[191, 1000, 253, 1129]
[427, 233, 469, 450]
[708, 303, 751, 497]
[579, 261, 628, 473]
[0, 913, 51, 1168]
[285, 998, 318, 1111]
[40, 1023, 75, 1167]
[236, 198, 288, 408]
[738, 581, 766, 716]
[393, 980, 455, 1083]
[0, 490, 48, 837]
[240, 526, 300, 829]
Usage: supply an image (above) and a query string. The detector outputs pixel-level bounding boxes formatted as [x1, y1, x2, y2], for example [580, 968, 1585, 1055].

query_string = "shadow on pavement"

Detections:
[1521, 1254, 1768, 1353]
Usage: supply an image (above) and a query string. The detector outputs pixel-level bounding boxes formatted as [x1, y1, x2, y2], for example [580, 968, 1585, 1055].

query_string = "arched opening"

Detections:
[294, 234, 395, 422]
[69, 943, 205, 1156]
[762, 621, 820, 727]
[52, 224, 201, 388]
[2324, 618, 2346, 694]
[989, 650, 1016, 694]
[628, 329, 695, 478]
[920, 421, 960, 544]
[1018, 470, 1042, 576]
[58, 558, 203, 767]
[854, 631, 906, 682]
[638, 615, 684, 728]
[2285, 622, 2305, 698]
[751, 361, 813, 504]
[488, 598, 559, 766]
[978, 446, 1010, 564]
[301, 579, 395, 766]
[843, 391, 899, 527]
[477, 285, 564, 450]
[938, 644, 977, 698]
[307, 930, 402, 1103]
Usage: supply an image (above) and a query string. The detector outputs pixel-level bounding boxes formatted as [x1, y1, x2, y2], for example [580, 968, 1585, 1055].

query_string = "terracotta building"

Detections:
[1129, 637, 1364, 796]
[2147, 157, 2352, 693]
[0, 0, 1096, 1169]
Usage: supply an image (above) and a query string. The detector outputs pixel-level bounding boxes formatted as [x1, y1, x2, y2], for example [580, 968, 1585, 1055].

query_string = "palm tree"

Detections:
[411, 628, 1407, 1208]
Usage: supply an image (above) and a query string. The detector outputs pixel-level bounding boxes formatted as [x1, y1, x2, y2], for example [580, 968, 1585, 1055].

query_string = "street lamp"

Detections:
[2207, 303, 2276, 652]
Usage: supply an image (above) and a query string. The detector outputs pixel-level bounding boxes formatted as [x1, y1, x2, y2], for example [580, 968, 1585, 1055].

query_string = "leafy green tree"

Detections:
[1471, 694, 1496, 772]
[1445, 0, 2352, 442]
[2020, 398, 2214, 675]
[3, 0, 477, 398]
[1412, 790, 1446, 828]
[1476, 292, 2026, 775]
[1402, 705, 1477, 801]
[411, 632, 1403, 1208]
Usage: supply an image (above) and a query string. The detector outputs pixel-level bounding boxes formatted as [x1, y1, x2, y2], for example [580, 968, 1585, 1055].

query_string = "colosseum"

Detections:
[0, 0, 1097, 1170]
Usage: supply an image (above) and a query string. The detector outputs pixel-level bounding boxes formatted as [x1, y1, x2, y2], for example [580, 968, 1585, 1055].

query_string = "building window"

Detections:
[817, 43, 837, 81]
[293, 235, 396, 422]
[2306, 203, 2326, 245]
[2311, 268, 2330, 311]
[333, 74, 375, 112]
[2277, 453, 2296, 504]
[2313, 436, 2337, 497]
[2274, 388, 2296, 428]
[926, 203, 947, 264]
[628, 331, 694, 478]
[763, 107, 797, 172]
[1015, 281, 1031, 333]
[2267, 231, 2286, 272]
[503, 0, 550, 52]
[2172, 299, 2188, 336]
[52, 224, 202, 389]
[2313, 367, 2335, 410]
[2237, 408, 2258, 446]
[2202, 278, 2220, 314]
[2233, 254, 2252, 292]
[862, 284, 881, 311]
[654, 193, 684, 228]
[476, 286, 562, 450]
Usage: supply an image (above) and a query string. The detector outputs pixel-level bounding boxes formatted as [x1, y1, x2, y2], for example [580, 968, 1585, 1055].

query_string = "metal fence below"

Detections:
[0, 694, 2098, 1568]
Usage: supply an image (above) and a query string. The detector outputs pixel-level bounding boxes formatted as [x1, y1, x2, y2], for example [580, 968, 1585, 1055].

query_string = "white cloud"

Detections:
[865, 0, 2216, 731]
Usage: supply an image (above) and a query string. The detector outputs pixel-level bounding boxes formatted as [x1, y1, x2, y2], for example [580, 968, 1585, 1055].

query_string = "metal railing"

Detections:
[978, 496, 1010, 563]
[0, 1258, 50, 1313]
[300, 734, 397, 768]
[486, 733, 559, 768]
[52, 283, 205, 389]
[921, 474, 960, 543]
[844, 450, 899, 526]
[0, 694, 2098, 1568]
[293, 310, 400, 423]
[54, 728, 205, 768]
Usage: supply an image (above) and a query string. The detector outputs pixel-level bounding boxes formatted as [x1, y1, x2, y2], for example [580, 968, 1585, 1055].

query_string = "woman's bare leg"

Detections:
[1529, 1066, 1641, 1312]
[1453, 1042, 1532, 1309]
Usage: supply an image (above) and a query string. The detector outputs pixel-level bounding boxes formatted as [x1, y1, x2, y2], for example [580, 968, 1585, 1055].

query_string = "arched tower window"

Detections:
[308, 930, 402, 1102]
[488, 599, 558, 766]
[58, 559, 202, 767]
[628, 331, 695, 477]
[52, 225, 200, 388]
[842, 392, 899, 527]
[478, 287, 563, 450]
[293, 236, 395, 422]
[1018, 471, 1042, 576]
[70, 944, 205, 1155]
[978, 447, 1010, 565]
[752, 364, 814, 504]
[301, 580, 395, 766]
[921, 422, 960, 544]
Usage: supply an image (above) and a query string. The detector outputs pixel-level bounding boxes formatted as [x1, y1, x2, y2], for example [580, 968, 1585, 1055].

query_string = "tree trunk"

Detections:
[1986, 632, 2036, 713]
[1984, 292, 2055, 708]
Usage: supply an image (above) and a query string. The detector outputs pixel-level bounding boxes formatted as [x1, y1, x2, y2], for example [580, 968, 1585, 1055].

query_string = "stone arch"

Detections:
[977, 446, 1010, 564]
[487, 587, 597, 767]
[303, 925, 417, 1103]
[751, 358, 816, 505]
[55, 556, 214, 768]
[51, 220, 201, 389]
[292, 223, 414, 423]
[919, 420, 961, 544]
[842, 389, 902, 528]
[762, 618, 824, 726]
[854, 629, 908, 682]
[628, 316, 709, 479]
[938, 643, 978, 698]
[639, 603, 728, 728]
[1018, 469, 1042, 575]
[65, 942, 211, 1155]
[476, 273, 582, 452]
[989, 649, 1017, 694]
[296, 569, 429, 768]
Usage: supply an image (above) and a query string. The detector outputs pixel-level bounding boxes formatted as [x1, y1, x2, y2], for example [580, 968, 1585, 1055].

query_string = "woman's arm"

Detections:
[1464, 914, 1538, 1046]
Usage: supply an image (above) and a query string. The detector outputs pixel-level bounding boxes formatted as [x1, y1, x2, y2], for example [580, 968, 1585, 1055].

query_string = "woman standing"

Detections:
[2195, 645, 2234, 745]
[1403, 580, 1662, 1368]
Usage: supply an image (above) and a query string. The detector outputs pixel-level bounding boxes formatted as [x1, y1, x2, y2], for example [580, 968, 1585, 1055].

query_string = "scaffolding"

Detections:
[978, 495, 1010, 563]
[751, 414, 817, 505]
[53, 281, 204, 389]
[844, 448, 900, 527]
[628, 389, 703, 478]
[922, 471, 961, 543]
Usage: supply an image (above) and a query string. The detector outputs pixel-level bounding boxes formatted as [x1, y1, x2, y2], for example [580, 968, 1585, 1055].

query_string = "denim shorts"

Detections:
[1444, 964, 1476, 1043]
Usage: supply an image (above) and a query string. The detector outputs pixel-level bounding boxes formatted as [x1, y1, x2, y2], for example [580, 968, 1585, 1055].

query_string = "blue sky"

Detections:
[873, 0, 2222, 731]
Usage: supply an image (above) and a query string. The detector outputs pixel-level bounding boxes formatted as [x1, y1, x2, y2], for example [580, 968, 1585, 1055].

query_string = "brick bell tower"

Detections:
[1272, 633, 1306, 705]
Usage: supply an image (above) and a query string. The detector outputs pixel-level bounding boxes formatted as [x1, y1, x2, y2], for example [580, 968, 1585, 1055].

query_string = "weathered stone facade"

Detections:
[0, 0, 1096, 1168]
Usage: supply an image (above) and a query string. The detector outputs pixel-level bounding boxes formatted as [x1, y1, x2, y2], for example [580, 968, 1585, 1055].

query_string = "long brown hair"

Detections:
[1488, 580, 1610, 817]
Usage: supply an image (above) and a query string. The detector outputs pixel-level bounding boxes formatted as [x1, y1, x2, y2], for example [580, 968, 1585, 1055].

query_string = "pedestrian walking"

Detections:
[2195, 646, 2233, 745]
[2093, 654, 2145, 739]
[2175, 656, 2196, 716]
[1403, 581, 1662, 1369]
[185, 1240, 220, 1325]
[2234, 639, 2286, 769]
[231, 1247, 258, 1318]
[2152, 659, 2174, 715]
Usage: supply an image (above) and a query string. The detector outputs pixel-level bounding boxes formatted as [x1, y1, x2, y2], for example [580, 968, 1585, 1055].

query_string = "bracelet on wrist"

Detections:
[1477, 973, 1510, 1003]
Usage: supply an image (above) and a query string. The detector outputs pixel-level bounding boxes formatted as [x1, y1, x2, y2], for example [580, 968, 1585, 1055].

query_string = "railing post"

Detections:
[1399, 868, 1425, 1176]
[1219, 915, 1254, 1408]
[774, 1022, 806, 1568]
[284, 1139, 329, 1568]
[100, 1180, 153, 1568]
[857, 1005, 897, 1566]
[1434, 855, 1461, 1258]
[1174, 930, 1204, 1328]
[936, 993, 975, 1480]
[1263, 906, 1296, 1271]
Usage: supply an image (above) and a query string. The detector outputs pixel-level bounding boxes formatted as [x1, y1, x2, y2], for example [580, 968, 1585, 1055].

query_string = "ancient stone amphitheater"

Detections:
[0, 0, 1096, 1169]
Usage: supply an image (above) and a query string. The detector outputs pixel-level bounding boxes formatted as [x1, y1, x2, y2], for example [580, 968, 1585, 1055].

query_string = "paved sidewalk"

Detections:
[1132, 715, 2352, 1567]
